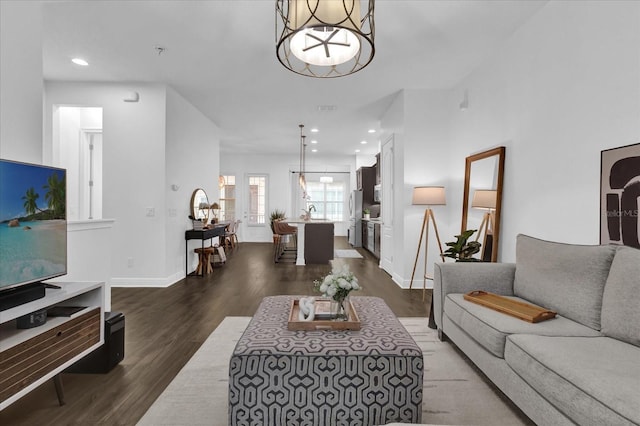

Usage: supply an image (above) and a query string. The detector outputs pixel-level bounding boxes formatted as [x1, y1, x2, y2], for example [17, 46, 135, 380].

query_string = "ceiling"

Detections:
[41, 0, 547, 157]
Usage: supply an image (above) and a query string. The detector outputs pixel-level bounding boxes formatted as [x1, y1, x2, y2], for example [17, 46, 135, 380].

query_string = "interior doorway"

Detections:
[54, 106, 103, 221]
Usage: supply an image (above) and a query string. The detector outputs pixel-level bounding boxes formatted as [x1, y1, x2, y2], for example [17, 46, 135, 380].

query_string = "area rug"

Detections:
[334, 249, 364, 258]
[137, 317, 530, 426]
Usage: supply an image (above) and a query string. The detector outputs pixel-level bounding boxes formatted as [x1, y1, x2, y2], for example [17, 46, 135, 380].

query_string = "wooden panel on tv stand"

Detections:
[0, 308, 100, 403]
[0, 282, 104, 410]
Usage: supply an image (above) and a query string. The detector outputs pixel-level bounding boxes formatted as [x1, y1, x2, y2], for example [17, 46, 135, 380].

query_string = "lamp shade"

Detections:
[211, 202, 220, 210]
[471, 189, 497, 210]
[412, 186, 446, 206]
[276, 0, 375, 78]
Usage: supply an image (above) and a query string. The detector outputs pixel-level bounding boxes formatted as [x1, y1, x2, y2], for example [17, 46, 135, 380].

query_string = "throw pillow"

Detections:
[514, 234, 616, 330]
[601, 246, 640, 347]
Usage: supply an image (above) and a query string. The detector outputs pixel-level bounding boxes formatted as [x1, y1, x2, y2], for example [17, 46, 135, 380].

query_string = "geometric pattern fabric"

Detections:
[229, 296, 423, 425]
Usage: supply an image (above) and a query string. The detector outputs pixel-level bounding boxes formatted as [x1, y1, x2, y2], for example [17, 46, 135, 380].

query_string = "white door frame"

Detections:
[380, 135, 394, 274]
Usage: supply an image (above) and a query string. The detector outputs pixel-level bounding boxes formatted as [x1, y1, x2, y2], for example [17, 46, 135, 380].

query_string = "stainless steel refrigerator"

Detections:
[348, 190, 363, 247]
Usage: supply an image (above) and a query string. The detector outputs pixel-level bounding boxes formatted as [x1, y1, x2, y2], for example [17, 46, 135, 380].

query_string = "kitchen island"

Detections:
[287, 220, 334, 265]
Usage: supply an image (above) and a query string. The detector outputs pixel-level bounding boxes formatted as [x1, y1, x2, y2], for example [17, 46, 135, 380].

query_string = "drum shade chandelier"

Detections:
[276, 0, 375, 78]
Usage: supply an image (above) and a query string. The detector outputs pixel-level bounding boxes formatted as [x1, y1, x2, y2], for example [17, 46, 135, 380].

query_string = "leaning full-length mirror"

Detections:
[190, 188, 210, 223]
[461, 147, 505, 262]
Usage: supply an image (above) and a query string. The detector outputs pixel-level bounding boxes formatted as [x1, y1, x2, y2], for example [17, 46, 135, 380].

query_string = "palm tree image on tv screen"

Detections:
[0, 159, 67, 289]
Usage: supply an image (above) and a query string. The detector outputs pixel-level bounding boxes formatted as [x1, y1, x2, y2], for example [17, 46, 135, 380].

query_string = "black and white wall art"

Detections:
[601, 143, 640, 248]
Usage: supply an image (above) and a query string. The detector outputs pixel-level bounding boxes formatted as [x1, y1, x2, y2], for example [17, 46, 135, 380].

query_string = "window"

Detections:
[247, 175, 267, 225]
[219, 175, 236, 221]
[306, 181, 344, 221]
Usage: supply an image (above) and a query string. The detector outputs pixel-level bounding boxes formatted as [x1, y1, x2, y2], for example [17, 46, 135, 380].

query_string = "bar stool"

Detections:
[273, 220, 297, 263]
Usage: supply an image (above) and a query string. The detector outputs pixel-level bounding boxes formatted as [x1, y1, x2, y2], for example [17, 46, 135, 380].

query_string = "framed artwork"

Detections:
[600, 142, 640, 248]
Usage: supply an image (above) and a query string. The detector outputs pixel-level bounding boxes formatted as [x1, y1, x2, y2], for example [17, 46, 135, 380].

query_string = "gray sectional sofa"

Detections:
[433, 234, 640, 425]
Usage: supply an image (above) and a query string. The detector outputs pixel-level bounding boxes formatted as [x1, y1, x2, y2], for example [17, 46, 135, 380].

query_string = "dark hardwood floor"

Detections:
[0, 237, 430, 425]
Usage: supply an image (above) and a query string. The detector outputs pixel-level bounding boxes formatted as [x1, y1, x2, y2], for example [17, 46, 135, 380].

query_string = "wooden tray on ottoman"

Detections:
[288, 299, 361, 331]
[463, 290, 557, 323]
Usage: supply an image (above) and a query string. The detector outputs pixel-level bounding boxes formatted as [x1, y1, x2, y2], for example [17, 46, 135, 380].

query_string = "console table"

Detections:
[229, 296, 424, 425]
[0, 282, 104, 409]
[184, 225, 226, 277]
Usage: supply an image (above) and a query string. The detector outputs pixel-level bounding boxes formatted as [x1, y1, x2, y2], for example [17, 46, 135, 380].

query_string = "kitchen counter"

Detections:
[286, 220, 334, 265]
[361, 219, 382, 258]
[361, 217, 383, 223]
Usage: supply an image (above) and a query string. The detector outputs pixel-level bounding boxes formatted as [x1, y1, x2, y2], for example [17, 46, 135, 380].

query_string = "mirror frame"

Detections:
[461, 146, 506, 262]
[190, 188, 210, 223]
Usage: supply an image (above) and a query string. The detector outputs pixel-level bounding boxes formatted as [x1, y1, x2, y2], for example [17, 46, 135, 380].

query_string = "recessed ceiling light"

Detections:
[311, 140, 318, 144]
[71, 58, 89, 66]
[368, 129, 376, 133]
[310, 128, 319, 133]
[360, 140, 367, 144]
[355, 149, 360, 153]
[311, 149, 318, 153]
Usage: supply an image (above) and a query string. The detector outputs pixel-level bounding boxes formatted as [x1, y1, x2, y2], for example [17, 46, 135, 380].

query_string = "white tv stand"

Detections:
[0, 281, 105, 410]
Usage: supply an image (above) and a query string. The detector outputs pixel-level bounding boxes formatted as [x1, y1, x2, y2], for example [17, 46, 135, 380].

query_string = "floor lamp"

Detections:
[471, 190, 497, 262]
[409, 186, 446, 301]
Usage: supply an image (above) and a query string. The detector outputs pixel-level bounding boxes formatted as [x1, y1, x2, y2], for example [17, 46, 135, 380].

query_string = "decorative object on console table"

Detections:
[363, 208, 370, 220]
[600, 142, 640, 249]
[409, 186, 446, 301]
[209, 202, 220, 224]
[314, 264, 361, 321]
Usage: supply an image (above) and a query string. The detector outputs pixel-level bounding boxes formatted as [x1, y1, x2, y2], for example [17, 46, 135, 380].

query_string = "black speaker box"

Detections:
[66, 311, 125, 374]
[16, 308, 47, 328]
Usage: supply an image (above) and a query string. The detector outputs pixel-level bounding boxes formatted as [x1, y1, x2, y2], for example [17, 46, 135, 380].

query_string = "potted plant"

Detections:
[270, 209, 286, 242]
[363, 208, 370, 220]
[443, 229, 482, 262]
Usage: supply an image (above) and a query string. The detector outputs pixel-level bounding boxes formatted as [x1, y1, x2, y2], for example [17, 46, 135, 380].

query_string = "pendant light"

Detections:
[276, 0, 375, 78]
[299, 124, 307, 198]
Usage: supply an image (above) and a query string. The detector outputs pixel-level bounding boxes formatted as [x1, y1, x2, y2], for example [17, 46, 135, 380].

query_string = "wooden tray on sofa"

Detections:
[463, 291, 557, 323]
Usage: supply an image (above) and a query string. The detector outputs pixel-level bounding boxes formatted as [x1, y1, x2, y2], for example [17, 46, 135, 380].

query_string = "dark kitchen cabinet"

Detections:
[356, 166, 376, 206]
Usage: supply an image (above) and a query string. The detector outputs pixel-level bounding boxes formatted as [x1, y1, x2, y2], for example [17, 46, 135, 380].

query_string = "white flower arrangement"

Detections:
[314, 264, 361, 301]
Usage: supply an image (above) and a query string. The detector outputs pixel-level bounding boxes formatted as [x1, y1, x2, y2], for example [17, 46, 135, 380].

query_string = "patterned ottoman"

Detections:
[229, 296, 423, 425]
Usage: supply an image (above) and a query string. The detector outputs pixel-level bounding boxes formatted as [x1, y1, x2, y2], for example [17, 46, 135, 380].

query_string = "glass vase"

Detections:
[331, 295, 350, 321]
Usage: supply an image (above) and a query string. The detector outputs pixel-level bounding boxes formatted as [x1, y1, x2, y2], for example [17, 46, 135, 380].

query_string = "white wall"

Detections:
[447, 0, 640, 262]
[220, 152, 355, 242]
[0, 1, 43, 163]
[403, 90, 453, 287]
[380, 90, 453, 289]
[45, 82, 168, 285]
[44, 83, 221, 286]
[165, 86, 220, 280]
[381, 1, 640, 288]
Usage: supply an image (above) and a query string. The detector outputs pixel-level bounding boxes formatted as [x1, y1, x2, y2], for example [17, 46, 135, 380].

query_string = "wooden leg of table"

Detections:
[53, 374, 65, 406]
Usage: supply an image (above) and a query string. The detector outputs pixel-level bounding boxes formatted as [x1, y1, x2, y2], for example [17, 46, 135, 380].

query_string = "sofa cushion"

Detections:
[601, 246, 640, 347]
[513, 234, 616, 330]
[505, 335, 640, 425]
[444, 293, 600, 358]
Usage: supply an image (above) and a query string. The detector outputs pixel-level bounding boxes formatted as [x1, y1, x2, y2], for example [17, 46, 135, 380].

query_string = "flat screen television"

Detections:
[0, 159, 67, 307]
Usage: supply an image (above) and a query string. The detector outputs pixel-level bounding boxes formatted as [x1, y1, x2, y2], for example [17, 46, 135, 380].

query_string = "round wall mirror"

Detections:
[191, 188, 210, 223]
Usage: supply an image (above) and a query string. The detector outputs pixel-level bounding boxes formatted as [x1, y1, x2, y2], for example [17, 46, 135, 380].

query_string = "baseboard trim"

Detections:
[111, 271, 183, 288]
